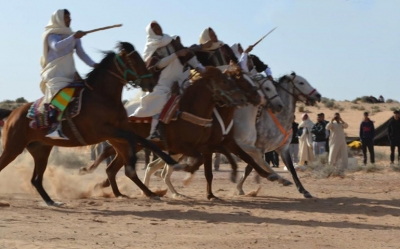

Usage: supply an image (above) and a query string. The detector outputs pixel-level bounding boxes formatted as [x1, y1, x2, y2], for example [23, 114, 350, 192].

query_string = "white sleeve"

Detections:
[238, 53, 249, 72]
[156, 53, 178, 69]
[265, 67, 272, 76]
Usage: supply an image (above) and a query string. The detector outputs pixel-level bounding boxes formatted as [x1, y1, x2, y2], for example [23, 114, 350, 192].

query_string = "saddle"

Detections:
[27, 83, 85, 129]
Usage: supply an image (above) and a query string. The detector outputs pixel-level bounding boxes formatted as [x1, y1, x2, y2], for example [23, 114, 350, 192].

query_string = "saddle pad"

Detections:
[159, 94, 181, 124]
[27, 86, 85, 129]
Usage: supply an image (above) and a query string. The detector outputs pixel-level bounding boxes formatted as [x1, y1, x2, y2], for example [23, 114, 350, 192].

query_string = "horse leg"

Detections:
[278, 147, 312, 198]
[215, 145, 238, 183]
[203, 152, 218, 200]
[182, 154, 205, 186]
[236, 164, 254, 195]
[162, 163, 185, 199]
[235, 141, 292, 186]
[79, 144, 116, 175]
[143, 157, 165, 188]
[26, 142, 60, 206]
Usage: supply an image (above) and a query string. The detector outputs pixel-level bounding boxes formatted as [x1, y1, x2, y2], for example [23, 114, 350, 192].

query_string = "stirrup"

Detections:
[147, 131, 161, 141]
[45, 129, 69, 140]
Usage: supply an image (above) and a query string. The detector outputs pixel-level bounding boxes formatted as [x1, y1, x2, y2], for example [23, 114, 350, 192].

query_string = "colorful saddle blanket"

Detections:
[27, 84, 85, 129]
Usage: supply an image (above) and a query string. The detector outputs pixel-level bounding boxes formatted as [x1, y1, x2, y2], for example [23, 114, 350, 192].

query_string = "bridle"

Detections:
[249, 74, 280, 108]
[274, 74, 317, 104]
[207, 78, 242, 107]
[108, 50, 153, 89]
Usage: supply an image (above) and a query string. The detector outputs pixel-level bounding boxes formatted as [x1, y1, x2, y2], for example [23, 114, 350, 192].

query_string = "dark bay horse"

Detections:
[0, 42, 182, 206]
[80, 67, 284, 199]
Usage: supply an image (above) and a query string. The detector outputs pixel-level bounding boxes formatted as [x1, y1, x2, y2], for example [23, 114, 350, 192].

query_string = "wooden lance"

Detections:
[84, 24, 123, 34]
[251, 27, 277, 48]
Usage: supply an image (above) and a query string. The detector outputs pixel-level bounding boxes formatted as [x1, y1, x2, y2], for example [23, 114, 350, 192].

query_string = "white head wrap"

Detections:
[142, 21, 175, 61]
[199, 27, 224, 51]
[41, 9, 73, 68]
[230, 43, 242, 60]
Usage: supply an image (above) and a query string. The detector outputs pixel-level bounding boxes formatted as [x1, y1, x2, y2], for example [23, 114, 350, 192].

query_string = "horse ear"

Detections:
[291, 72, 296, 76]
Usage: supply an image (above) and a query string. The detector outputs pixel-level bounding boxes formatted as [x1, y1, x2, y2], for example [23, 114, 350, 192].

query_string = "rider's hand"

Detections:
[201, 40, 214, 49]
[175, 49, 189, 57]
[244, 45, 254, 53]
[267, 75, 274, 81]
[74, 31, 87, 39]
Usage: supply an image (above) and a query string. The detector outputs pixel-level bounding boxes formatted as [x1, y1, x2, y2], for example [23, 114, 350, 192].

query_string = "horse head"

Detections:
[223, 63, 261, 106]
[277, 72, 321, 106]
[116, 42, 157, 92]
[199, 66, 247, 107]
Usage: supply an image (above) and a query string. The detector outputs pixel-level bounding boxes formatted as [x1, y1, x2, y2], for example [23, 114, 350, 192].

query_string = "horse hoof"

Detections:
[48, 201, 65, 207]
[237, 189, 245, 196]
[116, 194, 129, 199]
[267, 174, 279, 182]
[183, 174, 195, 186]
[207, 195, 220, 201]
[303, 191, 313, 198]
[172, 193, 186, 199]
[281, 179, 293, 186]
[149, 195, 161, 201]
[78, 167, 89, 175]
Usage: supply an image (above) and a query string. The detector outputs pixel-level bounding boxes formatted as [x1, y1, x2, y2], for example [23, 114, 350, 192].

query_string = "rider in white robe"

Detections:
[326, 113, 349, 169]
[132, 21, 205, 140]
[41, 9, 96, 139]
[298, 113, 314, 166]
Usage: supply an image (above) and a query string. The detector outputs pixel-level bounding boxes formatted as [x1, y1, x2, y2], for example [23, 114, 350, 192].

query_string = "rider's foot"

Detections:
[46, 129, 69, 140]
[147, 131, 161, 141]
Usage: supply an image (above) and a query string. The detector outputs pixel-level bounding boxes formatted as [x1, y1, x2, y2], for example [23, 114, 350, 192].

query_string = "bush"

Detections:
[360, 96, 369, 103]
[324, 100, 335, 108]
[15, 97, 28, 103]
[351, 105, 358, 110]
[386, 99, 398, 103]
[358, 106, 365, 111]
[390, 107, 398, 112]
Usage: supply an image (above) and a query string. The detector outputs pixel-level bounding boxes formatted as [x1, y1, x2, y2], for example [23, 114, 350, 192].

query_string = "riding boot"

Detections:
[46, 122, 69, 140]
[147, 116, 161, 141]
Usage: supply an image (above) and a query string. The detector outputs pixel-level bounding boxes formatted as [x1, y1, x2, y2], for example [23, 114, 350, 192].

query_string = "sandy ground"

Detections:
[0, 101, 400, 249]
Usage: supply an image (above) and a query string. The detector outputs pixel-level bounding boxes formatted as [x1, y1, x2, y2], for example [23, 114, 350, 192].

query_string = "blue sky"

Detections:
[0, 0, 399, 102]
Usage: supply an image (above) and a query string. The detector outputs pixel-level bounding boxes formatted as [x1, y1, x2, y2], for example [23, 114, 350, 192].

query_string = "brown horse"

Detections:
[0, 42, 185, 206]
[80, 67, 283, 199]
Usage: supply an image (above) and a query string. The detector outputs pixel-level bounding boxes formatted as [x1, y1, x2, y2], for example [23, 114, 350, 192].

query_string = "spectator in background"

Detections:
[298, 113, 314, 166]
[311, 113, 327, 156]
[359, 112, 375, 165]
[387, 110, 400, 164]
[320, 113, 330, 153]
[265, 151, 279, 168]
[289, 115, 299, 165]
[326, 112, 349, 168]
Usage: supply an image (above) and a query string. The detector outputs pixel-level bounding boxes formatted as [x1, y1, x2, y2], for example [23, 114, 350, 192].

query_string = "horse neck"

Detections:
[214, 106, 235, 126]
[268, 81, 296, 130]
[90, 66, 125, 104]
[180, 80, 215, 119]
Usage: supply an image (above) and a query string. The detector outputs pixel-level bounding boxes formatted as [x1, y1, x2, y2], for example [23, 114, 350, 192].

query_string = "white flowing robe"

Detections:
[133, 22, 188, 117]
[326, 121, 349, 168]
[298, 119, 314, 165]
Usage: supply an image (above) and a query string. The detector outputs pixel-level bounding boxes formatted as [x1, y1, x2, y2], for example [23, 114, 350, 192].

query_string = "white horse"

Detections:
[142, 78, 287, 198]
[236, 72, 321, 198]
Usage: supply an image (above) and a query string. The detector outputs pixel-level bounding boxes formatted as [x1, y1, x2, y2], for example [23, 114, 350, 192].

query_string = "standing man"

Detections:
[326, 113, 349, 168]
[359, 112, 375, 165]
[320, 113, 330, 153]
[289, 115, 299, 165]
[41, 9, 97, 140]
[298, 113, 314, 166]
[311, 113, 327, 156]
[387, 110, 400, 164]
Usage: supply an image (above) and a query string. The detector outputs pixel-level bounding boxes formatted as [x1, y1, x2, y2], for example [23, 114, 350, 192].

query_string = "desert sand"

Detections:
[0, 101, 400, 249]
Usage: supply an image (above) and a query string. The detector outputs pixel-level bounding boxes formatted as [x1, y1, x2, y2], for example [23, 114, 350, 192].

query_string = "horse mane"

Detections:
[86, 42, 137, 84]
[278, 72, 296, 84]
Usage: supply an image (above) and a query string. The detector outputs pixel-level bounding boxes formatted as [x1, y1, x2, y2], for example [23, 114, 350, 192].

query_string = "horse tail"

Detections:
[0, 108, 12, 120]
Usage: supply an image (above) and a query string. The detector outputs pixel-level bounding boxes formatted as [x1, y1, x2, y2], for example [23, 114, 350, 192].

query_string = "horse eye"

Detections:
[299, 82, 304, 85]
[265, 87, 270, 91]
